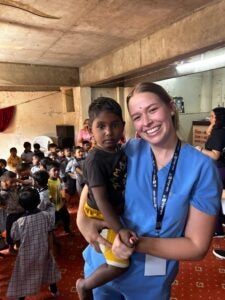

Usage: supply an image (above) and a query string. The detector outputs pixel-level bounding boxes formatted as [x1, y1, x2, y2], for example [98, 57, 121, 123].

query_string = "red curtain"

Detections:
[0, 106, 16, 132]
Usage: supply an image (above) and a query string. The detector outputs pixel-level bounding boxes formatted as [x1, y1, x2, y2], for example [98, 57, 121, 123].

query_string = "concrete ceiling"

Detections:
[0, 0, 223, 89]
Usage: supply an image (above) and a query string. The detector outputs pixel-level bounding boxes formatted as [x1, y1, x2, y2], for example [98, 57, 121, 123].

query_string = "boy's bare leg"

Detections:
[76, 263, 127, 300]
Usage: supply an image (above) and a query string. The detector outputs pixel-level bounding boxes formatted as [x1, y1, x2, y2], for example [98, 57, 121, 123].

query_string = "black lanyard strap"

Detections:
[151, 139, 181, 232]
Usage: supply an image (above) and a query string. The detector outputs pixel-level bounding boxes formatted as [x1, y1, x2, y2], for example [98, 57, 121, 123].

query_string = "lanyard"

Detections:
[151, 139, 181, 232]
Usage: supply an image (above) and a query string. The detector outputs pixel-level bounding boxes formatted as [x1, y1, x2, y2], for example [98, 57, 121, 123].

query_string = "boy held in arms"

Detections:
[76, 97, 138, 300]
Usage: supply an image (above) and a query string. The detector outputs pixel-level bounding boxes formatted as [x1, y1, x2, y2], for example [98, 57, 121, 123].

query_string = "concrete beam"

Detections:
[80, 0, 225, 86]
[0, 63, 79, 91]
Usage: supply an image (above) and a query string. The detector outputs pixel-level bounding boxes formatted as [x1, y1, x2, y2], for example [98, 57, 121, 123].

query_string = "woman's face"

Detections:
[128, 92, 175, 146]
[83, 119, 90, 129]
[209, 111, 216, 125]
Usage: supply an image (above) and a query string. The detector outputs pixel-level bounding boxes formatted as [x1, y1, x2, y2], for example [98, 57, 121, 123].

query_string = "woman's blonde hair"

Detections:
[126, 82, 179, 130]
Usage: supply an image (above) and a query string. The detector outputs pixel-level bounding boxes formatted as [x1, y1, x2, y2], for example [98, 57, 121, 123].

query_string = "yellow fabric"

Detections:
[84, 202, 129, 268]
[48, 178, 64, 211]
[7, 155, 22, 171]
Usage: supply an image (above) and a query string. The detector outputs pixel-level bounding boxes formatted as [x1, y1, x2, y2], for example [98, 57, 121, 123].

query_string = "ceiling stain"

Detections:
[0, 0, 60, 19]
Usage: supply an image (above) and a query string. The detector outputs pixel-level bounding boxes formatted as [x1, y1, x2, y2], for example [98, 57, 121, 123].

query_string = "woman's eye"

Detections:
[132, 116, 140, 121]
[148, 107, 157, 113]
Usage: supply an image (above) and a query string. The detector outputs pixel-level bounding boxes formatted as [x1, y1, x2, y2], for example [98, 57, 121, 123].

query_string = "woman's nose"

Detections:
[142, 113, 151, 126]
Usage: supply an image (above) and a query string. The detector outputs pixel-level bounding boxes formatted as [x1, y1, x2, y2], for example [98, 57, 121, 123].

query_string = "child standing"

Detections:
[32, 170, 55, 227]
[76, 97, 138, 300]
[30, 154, 41, 174]
[7, 147, 22, 172]
[21, 142, 34, 164]
[66, 146, 85, 196]
[0, 171, 24, 254]
[0, 159, 8, 176]
[7, 188, 61, 299]
[47, 162, 71, 234]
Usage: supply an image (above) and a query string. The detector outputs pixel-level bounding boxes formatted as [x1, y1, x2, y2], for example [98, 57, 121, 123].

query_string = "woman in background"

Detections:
[77, 118, 92, 146]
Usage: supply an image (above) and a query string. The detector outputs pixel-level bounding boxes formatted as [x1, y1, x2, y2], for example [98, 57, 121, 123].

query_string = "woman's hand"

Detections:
[112, 233, 136, 260]
[76, 185, 111, 250]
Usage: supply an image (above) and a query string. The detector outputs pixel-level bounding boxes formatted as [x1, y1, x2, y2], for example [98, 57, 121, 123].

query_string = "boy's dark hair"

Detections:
[46, 161, 60, 172]
[16, 162, 31, 173]
[19, 187, 40, 211]
[33, 143, 41, 150]
[48, 143, 58, 151]
[23, 141, 31, 148]
[0, 170, 16, 181]
[10, 147, 17, 153]
[32, 170, 49, 186]
[40, 158, 51, 170]
[0, 159, 7, 167]
[74, 146, 82, 151]
[88, 97, 123, 126]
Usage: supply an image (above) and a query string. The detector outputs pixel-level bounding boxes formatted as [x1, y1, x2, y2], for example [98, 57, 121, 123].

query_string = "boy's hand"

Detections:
[118, 228, 138, 248]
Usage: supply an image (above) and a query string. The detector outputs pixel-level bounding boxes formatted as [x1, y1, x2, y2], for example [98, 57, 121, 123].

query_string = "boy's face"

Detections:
[0, 162, 5, 168]
[1, 178, 16, 190]
[25, 145, 31, 151]
[91, 111, 125, 152]
[48, 167, 59, 179]
[83, 143, 90, 152]
[18, 169, 31, 179]
[64, 148, 71, 157]
[49, 146, 57, 153]
[57, 150, 64, 157]
[75, 149, 84, 159]
[32, 156, 40, 166]
[10, 150, 17, 157]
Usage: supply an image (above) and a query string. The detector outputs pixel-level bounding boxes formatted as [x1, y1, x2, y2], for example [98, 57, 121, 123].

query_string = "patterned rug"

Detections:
[0, 207, 225, 300]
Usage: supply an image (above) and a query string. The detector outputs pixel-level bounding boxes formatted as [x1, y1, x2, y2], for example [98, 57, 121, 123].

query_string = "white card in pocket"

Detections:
[144, 254, 166, 276]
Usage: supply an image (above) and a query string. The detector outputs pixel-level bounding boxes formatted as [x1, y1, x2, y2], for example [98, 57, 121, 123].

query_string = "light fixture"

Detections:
[176, 53, 225, 75]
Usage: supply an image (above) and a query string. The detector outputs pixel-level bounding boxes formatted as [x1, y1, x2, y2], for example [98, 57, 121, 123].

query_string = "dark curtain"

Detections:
[0, 106, 16, 132]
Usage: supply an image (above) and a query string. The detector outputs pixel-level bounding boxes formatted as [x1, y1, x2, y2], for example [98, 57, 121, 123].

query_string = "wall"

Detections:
[0, 91, 66, 159]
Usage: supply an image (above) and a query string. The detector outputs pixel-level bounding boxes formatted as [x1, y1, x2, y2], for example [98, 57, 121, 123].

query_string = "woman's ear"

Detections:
[170, 100, 177, 115]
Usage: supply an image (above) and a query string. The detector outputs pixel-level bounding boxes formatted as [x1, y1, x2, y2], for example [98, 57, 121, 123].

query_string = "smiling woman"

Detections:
[77, 82, 222, 300]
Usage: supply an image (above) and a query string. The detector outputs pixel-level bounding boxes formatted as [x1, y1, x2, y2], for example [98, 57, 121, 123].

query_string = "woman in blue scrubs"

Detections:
[77, 82, 222, 300]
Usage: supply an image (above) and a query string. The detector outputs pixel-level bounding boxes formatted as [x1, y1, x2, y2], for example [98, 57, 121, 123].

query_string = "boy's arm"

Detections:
[92, 186, 138, 247]
[91, 185, 123, 233]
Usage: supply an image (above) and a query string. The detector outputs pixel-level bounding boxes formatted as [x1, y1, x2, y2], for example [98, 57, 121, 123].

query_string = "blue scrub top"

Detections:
[83, 139, 221, 300]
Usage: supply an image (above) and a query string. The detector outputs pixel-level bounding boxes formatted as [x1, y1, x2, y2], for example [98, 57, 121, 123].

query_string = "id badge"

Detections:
[144, 254, 166, 276]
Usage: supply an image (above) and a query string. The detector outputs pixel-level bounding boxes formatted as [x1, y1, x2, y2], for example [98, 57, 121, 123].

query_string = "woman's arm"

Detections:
[76, 185, 111, 248]
[112, 206, 216, 261]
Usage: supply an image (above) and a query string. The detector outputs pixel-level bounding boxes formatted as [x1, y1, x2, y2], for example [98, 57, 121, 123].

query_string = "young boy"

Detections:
[0, 159, 8, 176]
[76, 97, 138, 300]
[32, 170, 55, 227]
[47, 162, 71, 234]
[6, 188, 61, 299]
[0, 171, 24, 254]
[21, 142, 34, 164]
[30, 154, 41, 174]
[66, 146, 85, 196]
[16, 162, 33, 188]
[7, 147, 22, 172]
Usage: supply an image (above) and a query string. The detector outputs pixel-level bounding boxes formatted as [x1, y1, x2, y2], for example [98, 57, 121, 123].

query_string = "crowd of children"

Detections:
[0, 139, 92, 299]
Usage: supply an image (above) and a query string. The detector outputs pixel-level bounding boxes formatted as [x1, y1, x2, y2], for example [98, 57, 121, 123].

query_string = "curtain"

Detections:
[0, 106, 16, 132]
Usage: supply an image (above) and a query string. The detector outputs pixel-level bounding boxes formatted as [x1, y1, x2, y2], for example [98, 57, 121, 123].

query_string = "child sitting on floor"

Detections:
[7, 187, 61, 300]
